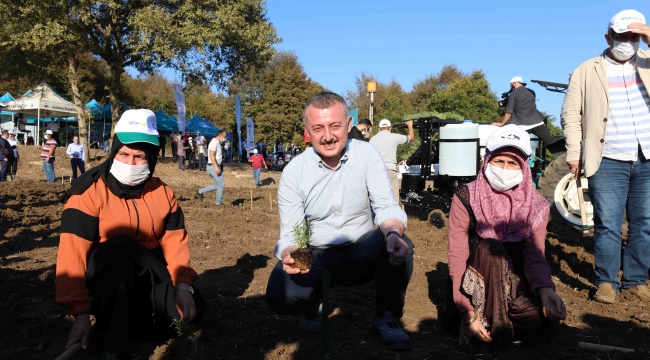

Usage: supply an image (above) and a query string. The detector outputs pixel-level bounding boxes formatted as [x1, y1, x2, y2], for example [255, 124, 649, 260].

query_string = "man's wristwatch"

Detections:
[385, 230, 402, 239]
[177, 284, 195, 295]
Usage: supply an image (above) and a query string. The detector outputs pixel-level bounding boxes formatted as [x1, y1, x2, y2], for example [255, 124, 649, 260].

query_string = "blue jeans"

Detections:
[198, 153, 207, 170]
[199, 164, 224, 205]
[253, 168, 261, 185]
[588, 156, 650, 290]
[43, 161, 56, 182]
[0, 159, 7, 181]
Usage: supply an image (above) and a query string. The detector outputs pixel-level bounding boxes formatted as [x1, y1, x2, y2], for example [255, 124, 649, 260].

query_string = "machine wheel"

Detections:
[537, 153, 628, 236]
[428, 209, 447, 230]
[537, 153, 593, 233]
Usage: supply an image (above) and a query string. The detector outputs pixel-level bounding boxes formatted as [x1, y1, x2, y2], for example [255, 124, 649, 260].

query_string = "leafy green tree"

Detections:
[228, 51, 324, 146]
[346, 74, 413, 125]
[1, 0, 280, 132]
[428, 71, 501, 123]
[409, 65, 465, 111]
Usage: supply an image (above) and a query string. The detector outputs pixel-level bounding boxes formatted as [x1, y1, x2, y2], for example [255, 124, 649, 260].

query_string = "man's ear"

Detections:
[347, 116, 353, 132]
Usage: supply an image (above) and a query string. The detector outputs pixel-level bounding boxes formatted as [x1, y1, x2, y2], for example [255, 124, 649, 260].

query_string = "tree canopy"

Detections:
[228, 51, 324, 147]
[0, 0, 280, 127]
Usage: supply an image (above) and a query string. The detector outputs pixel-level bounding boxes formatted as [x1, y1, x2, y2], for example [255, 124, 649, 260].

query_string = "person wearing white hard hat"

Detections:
[492, 76, 553, 146]
[446, 124, 566, 354]
[57, 109, 205, 357]
[561, 9, 650, 305]
[369, 118, 414, 203]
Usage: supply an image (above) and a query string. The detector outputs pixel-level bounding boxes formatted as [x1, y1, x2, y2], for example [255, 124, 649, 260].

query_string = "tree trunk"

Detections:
[65, 44, 90, 163]
[109, 64, 124, 139]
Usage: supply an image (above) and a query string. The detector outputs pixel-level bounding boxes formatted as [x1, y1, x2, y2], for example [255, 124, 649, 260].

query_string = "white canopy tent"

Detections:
[2, 82, 77, 144]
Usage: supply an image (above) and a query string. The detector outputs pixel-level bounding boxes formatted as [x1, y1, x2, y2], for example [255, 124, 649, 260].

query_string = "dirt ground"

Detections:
[1, 149, 649, 360]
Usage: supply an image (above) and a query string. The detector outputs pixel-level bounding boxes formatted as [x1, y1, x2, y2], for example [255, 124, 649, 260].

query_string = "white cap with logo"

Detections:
[486, 124, 532, 156]
[378, 119, 392, 128]
[114, 109, 159, 146]
[609, 9, 645, 33]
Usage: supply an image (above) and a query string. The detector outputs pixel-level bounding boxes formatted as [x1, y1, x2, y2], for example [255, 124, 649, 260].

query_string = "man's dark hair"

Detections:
[358, 119, 372, 127]
[216, 130, 226, 137]
[303, 91, 349, 123]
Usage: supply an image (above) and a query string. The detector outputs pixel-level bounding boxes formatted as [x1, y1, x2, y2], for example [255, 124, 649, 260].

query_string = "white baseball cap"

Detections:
[114, 109, 159, 146]
[378, 119, 392, 128]
[8, 130, 14, 134]
[253, 149, 258, 154]
[509, 76, 526, 85]
[45, 130, 53, 135]
[609, 9, 645, 33]
[486, 124, 532, 156]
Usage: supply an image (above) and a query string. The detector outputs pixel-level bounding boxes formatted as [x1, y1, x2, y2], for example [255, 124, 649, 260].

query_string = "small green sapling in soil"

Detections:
[290, 219, 313, 270]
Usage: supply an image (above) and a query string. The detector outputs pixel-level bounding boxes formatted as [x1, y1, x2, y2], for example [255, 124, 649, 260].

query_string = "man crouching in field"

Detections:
[265, 92, 414, 350]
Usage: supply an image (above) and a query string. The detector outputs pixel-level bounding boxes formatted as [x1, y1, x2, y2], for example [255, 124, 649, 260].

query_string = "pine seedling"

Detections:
[293, 219, 311, 249]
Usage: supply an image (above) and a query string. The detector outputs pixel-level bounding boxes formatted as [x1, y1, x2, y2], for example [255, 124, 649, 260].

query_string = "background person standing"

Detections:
[195, 131, 207, 171]
[66, 135, 85, 180]
[369, 119, 414, 203]
[248, 148, 267, 187]
[7, 130, 19, 181]
[41, 130, 57, 182]
[0, 130, 12, 182]
[196, 130, 226, 205]
[561, 9, 650, 304]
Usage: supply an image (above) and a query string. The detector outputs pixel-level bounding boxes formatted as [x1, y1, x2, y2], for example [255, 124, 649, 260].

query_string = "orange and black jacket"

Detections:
[55, 176, 197, 315]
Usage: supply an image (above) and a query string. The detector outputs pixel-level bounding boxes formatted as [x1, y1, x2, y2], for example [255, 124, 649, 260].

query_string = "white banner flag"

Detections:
[173, 84, 186, 133]
[246, 117, 255, 148]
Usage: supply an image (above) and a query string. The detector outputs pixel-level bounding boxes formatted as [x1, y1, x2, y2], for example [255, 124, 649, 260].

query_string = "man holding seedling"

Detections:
[266, 92, 414, 351]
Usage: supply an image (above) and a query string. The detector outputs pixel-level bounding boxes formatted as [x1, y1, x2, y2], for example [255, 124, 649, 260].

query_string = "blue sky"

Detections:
[264, 1, 648, 125]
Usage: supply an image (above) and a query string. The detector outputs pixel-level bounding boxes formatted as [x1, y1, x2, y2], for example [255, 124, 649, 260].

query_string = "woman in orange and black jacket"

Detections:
[56, 109, 205, 358]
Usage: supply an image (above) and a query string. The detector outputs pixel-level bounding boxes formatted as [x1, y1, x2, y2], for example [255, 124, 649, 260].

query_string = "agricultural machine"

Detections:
[397, 80, 594, 231]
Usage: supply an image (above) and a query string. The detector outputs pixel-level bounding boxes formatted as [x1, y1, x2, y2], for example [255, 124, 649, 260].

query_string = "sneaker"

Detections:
[593, 283, 617, 304]
[297, 312, 321, 334]
[371, 312, 410, 350]
[624, 284, 650, 301]
[195, 191, 203, 202]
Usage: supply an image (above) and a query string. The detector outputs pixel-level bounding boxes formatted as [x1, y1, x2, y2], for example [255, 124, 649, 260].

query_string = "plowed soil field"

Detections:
[0, 149, 648, 359]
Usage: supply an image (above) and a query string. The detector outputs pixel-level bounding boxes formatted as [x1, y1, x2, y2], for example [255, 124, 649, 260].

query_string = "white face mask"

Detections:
[611, 40, 640, 61]
[109, 159, 150, 186]
[484, 164, 523, 192]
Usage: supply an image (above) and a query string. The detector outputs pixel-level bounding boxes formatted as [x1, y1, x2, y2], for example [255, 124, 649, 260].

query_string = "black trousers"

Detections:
[71, 158, 85, 179]
[527, 124, 553, 145]
[87, 236, 205, 355]
[266, 229, 414, 318]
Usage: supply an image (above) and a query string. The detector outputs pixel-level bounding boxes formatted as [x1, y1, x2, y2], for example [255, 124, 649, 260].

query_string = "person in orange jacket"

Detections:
[56, 109, 205, 358]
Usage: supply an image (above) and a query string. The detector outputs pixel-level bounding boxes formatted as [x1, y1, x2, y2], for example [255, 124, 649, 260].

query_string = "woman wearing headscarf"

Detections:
[56, 109, 205, 358]
[447, 124, 566, 354]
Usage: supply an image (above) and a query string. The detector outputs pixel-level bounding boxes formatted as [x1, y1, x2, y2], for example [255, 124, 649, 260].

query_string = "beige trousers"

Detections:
[388, 169, 400, 204]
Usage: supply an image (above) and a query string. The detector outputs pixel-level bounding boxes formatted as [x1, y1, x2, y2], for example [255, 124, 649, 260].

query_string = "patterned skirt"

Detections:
[458, 239, 546, 348]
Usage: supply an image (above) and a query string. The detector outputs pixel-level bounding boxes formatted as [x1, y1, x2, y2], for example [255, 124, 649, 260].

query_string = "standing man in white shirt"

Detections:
[369, 119, 414, 203]
[195, 131, 207, 171]
[66, 135, 85, 179]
